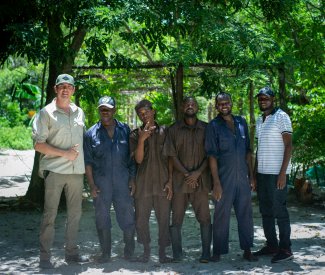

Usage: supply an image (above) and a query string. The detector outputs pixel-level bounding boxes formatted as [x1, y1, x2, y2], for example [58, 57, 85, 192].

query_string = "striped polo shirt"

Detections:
[256, 108, 292, 175]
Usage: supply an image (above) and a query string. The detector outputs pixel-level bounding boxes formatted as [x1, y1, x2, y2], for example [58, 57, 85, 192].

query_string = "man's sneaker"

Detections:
[271, 249, 293, 263]
[39, 260, 54, 269]
[65, 254, 89, 264]
[253, 246, 278, 256]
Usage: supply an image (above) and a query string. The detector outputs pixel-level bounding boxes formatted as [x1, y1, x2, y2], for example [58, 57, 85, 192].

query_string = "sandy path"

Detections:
[0, 149, 324, 274]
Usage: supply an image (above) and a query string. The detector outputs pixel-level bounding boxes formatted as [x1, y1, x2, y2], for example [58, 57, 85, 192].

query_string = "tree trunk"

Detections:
[248, 80, 255, 153]
[169, 69, 177, 119]
[237, 97, 244, 116]
[278, 62, 288, 113]
[25, 152, 44, 204]
[46, 13, 64, 105]
[175, 63, 184, 121]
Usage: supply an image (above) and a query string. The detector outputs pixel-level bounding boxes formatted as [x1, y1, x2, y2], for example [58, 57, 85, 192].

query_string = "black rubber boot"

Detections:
[170, 225, 183, 262]
[199, 224, 211, 263]
[123, 229, 135, 260]
[159, 245, 173, 263]
[97, 229, 111, 263]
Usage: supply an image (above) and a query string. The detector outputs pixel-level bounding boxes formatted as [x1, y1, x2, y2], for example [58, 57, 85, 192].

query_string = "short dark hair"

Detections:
[135, 99, 153, 113]
[215, 92, 232, 103]
[182, 96, 197, 105]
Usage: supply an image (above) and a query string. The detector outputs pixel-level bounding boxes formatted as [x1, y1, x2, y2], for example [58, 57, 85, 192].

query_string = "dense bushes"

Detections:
[0, 126, 33, 150]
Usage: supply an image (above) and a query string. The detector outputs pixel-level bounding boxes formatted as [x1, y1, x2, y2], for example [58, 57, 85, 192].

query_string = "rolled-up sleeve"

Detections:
[162, 126, 177, 157]
[205, 121, 219, 160]
[243, 118, 251, 154]
[126, 127, 136, 178]
[32, 110, 49, 144]
[129, 129, 138, 156]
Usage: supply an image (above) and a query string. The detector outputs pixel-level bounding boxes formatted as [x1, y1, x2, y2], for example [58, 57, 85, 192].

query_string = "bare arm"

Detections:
[277, 133, 292, 189]
[163, 157, 173, 200]
[171, 156, 188, 175]
[184, 158, 208, 188]
[208, 156, 222, 201]
[85, 165, 100, 198]
[34, 142, 79, 161]
[246, 151, 256, 191]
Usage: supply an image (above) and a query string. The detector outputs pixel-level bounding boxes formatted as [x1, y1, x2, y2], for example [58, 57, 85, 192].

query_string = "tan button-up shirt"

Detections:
[32, 99, 85, 177]
[163, 119, 211, 193]
[130, 124, 169, 199]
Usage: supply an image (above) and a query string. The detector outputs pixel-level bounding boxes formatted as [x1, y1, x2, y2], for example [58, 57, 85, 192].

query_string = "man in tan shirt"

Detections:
[163, 97, 212, 263]
[33, 74, 87, 269]
[129, 99, 172, 263]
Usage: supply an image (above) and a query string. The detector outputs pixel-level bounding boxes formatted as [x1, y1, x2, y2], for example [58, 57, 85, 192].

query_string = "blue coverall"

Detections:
[205, 114, 254, 255]
[84, 120, 136, 232]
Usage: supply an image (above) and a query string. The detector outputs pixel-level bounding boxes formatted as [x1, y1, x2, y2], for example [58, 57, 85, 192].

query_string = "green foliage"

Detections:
[84, 35, 111, 67]
[0, 62, 43, 127]
[12, 82, 42, 110]
[291, 87, 325, 167]
[257, 0, 296, 21]
[197, 69, 225, 98]
[0, 0, 324, 169]
[0, 126, 33, 150]
[0, 102, 27, 127]
[142, 91, 174, 125]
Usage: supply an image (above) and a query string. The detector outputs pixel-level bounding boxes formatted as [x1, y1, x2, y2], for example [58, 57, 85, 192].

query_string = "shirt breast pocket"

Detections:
[92, 141, 105, 159]
[118, 140, 129, 157]
[74, 120, 85, 138]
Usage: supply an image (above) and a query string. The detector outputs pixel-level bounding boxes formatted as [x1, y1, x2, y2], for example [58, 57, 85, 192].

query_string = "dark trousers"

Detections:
[135, 195, 171, 247]
[93, 191, 135, 232]
[212, 178, 254, 255]
[257, 173, 291, 250]
[171, 191, 211, 226]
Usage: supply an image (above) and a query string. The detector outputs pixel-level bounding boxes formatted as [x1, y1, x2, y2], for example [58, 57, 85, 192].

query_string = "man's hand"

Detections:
[138, 122, 156, 142]
[163, 179, 173, 200]
[65, 144, 79, 161]
[277, 172, 287, 189]
[212, 182, 223, 201]
[250, 177, 257, 192]
[184, 170, 200, 189]
[90, 185, 100, 198]
[129, 178, 136, 196]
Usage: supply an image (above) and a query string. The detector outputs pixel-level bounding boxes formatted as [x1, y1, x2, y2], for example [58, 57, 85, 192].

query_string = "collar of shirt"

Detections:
[215, 114, 244, 125]
[47, 98, 78, 113]
[98, 118, 124, 130]
[261, 107, 279, 120]
[179, 119, 205, 130]
[216, 113, 234, 122]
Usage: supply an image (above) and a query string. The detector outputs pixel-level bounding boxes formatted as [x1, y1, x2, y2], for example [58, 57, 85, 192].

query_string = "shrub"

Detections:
[0, 126, 33, 150]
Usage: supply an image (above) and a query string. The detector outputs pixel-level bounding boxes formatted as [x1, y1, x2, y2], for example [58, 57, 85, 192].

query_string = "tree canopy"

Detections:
[0, 0, 324, 202]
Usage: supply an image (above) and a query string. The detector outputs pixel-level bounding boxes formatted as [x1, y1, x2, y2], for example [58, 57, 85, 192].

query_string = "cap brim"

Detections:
[256, 92, 272, 97]
[98, 104, 114, 109]
[56, 81, 75, 86]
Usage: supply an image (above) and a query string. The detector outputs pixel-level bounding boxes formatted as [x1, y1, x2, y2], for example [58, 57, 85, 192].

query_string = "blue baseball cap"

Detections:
[98, 96, 116, 109]
[256, 87, 275, 97]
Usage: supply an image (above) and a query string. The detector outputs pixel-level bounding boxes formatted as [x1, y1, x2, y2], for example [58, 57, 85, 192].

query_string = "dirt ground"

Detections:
[0, 149, 325, 275]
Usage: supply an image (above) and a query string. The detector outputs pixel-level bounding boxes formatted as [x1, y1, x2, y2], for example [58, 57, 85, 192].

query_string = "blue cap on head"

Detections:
[256, 87, 275, 97]
[98, 96, 116, 109]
